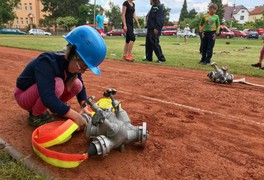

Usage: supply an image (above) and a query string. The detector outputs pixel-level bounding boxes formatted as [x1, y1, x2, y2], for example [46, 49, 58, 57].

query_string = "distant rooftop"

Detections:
[250, 5, 264, 15]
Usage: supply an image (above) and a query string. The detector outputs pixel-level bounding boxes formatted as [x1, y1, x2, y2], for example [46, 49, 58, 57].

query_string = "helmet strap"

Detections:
[67, 44, 77, 62]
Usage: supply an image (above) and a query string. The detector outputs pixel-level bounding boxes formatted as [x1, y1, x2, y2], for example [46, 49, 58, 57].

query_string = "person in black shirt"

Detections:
[121, 0, 140, 61]
[143, 0, 166, 63]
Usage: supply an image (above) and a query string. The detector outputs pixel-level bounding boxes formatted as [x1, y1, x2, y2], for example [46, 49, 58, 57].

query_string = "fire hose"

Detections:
[32, 89, 149, 168]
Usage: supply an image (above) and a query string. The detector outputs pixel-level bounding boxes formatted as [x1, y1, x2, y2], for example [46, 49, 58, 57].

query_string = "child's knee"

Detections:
[54, 77, 64, 97]
[72, 78, 83, 94]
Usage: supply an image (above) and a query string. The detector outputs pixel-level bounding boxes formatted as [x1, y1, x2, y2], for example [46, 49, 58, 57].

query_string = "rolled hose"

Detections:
[32, 119, 88, 168]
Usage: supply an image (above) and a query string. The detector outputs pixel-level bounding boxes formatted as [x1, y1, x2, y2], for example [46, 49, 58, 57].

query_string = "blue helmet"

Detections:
[64, 26, 107, 75]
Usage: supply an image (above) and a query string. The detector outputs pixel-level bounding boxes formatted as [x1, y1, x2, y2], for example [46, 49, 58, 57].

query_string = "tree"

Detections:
[188, 8, 197, 19]
[57, 16, 78, 31]
[179, 0, 188, 21]
[134, 18, 144, 28]
[163, 6, 171, 25]
[179, 12, 204, 32]
[78, 5, 90, 25]
[78, 4, 101, 25]
[0, 0, 20, 26]
[225, 20, 243, 30]
[243, 21, 255, 29]
[41, 0, 87, 20]
[254, 19, 264, 29]
[39, 18, 52, 27]
[211, 0, 224, 24]
[105, 2, 122, 29]
[179, 18, 192, 29]
[189, 13, 205, 32]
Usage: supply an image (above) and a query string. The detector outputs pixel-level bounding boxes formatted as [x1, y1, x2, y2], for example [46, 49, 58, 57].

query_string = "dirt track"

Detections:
[0, 46, 264, 179]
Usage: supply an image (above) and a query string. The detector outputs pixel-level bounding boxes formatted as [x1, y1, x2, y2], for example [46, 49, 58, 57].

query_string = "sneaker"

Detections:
[251, 63, 262, 68]
[28, 111, 54, 127]
[199, 60, 204, 64]
[128, 54, 135, 60]
[123, 55, 134, 62]
[260, 67, 264, 70]
[122, 55, 127, 60]
[142, 56, 152, 62]
[201, 62, 210, 65]
[156, 60, 166, 63]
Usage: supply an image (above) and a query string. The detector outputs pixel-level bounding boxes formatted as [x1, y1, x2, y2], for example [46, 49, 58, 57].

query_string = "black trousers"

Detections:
[201, 31, 216, 63]
[199, 32, 203, 54]
[146, 28, 165, 61]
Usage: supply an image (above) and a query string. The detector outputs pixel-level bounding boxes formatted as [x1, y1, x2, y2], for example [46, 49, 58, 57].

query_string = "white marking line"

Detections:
[114, 89, 263, 127]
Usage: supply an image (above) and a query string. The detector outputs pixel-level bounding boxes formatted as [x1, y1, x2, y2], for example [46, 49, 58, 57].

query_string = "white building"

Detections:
[224, 5, 249, 24]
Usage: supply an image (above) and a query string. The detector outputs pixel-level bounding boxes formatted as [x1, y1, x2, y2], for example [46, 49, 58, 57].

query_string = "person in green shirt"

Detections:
[199, 3, 220, 65]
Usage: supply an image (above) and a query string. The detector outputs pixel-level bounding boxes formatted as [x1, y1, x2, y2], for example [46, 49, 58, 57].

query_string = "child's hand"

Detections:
[74, 115, 88, 131]
[202, 32, 205, 39]
[123, 25, 127, 33]
[154, 29, 159, 35]
[212, 34, 216, 40]
[80, 106, 92, 116]
[65, 109, 88, 131]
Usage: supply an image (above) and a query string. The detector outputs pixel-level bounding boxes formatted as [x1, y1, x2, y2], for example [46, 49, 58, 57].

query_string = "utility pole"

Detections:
[230, 1, 236, 29]
[93, 0, 97, 27]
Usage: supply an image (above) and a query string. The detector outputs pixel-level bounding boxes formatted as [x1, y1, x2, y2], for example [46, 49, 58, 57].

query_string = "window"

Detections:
[241, 10, 244, 13]
[24, 3, 27, 10]
[240, 16, 244, 20]
[20, 18, 23, 24]
[26, 17, 28, 24]
[29, 3, 32, 10]
[19, 3, 22, 10]
[16, 18, 18, 24]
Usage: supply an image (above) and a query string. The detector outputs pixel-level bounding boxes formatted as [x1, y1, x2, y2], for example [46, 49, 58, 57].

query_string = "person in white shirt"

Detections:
[183, 24, 190, 44]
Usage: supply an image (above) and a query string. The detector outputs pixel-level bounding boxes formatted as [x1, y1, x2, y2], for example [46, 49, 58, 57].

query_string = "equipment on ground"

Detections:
[32, 88, 148, 168]
[207, 62, 234, 84]
[233, 78, 264, 88]
[32, 120, 88, 168]
[84, 88, 148, 157]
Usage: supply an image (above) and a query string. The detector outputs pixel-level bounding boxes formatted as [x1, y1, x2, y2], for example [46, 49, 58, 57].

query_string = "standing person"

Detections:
[95, 8, 105, 36]
[199, 3, 220, 65]
[251, 34, 264, 70]
[183, 24, 190, 44]
[121, 0, 141, 61]
[143, 0, 166, 63]
[14, 26, 107, 129]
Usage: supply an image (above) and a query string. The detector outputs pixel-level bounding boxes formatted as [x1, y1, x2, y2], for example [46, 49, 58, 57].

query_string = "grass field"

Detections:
[0, 151, 44, 179]
[0, 34, 263, 77]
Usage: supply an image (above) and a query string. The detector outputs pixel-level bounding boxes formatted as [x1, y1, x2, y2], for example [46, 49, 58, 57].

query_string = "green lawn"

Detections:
[0, 151, 44, 180]
[0, 34, 263, 77]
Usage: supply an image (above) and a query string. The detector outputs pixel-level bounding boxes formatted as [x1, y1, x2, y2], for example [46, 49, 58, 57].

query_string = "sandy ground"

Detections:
[0, 46, 264, 179]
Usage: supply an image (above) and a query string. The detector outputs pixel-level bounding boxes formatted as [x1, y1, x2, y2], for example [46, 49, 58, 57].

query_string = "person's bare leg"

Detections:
[127, 41, 134, 55]
[123, 43, 129, 56]
[259, 45, 264, 64]
[252, 45, 264, 67]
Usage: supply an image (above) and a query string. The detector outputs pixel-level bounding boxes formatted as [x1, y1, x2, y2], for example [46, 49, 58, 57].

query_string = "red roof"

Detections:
[250, 5, 264, 15]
